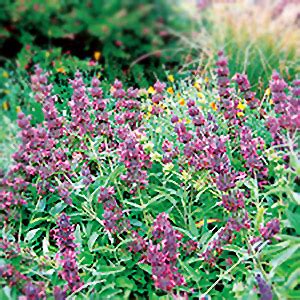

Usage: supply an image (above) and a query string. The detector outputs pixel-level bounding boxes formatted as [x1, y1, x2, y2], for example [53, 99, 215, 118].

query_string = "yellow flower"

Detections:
[110, 86, 116, 94]
[194, 82, 201, 91]
[163, 163, 174, 173]
[148, 105, 153, 112]
[265, 88, 271, 96]
[204, 77, 209, 83]
[237, 112, 244, 117]
[144, 112, 151, 119]
[181, 170, 192, 181]
[56, 67, 65, 73]
[3, 101, 9, 110]
[167, 87, 174, 94]
[269, 99, 274, 105]
[2, 71, 9, 78]
[16, 106, 21, 113]
[179, 98, 185, 106]
[148, 86, 155, 94]
[196, 219, 219, 228]
[237, 101, 246, 111]
[210, 102, 217, 111]
[94, 51, 101, 61]
[197, 92, 204, 99]
[168, 74, 174, 82]
[186, 119, 191, 124]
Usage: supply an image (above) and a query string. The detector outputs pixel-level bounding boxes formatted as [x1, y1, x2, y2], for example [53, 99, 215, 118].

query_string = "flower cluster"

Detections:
[240, 126, 268, 186]
[68, 71, 93, 137]
[259, 219, 280, 241]
[161, 140, 179, 164]
[0, 264, 28, 287]
[233, 73, 259, 109]
[146, 213, 185, 292]
[118, 132, 152, 193]
[52, 213, 83, 294]
[255, 274, 273, 300]
[30, 64, 52, 103]
[98, 186, 129, 233]
[89, 77, 112, 139]
[114, 79, 142, 134]
[216, 50, 231, 103]
[22, 282, 46, 300]
[150, 81, 166, 115]
[202, 214, 250, 266]
[267, 71, 299, 145]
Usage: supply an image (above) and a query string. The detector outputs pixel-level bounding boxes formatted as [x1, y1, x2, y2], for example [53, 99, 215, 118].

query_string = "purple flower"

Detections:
[98, 187, 129, 233]
[52, 213, 83, 293]
[146, 213, 185, 292]
[22, 282, 46, 300]
[259, 219, 280, 241]
[255, 275, 273, 300]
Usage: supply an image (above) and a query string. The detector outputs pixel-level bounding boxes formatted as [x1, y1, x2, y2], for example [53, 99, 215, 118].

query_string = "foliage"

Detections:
[0, 51, 299, 299]
[0, 0, 192, 85]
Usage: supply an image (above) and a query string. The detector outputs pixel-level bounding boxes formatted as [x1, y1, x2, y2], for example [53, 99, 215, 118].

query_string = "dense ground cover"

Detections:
[0, 1, 299, 299]
[0, 50, 299, 299]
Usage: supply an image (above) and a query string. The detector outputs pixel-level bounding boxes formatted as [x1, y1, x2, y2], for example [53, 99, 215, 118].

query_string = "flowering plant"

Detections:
[0, 51, 299, 299]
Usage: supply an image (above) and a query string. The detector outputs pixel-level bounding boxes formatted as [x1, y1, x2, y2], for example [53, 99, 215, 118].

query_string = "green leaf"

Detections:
[188, 214, 199, 237]
[116, 277, 136, 290]
[96, 265, 126, 275]
[88, 232, 99, 251]
[286, 210, 300, 235]
[138, 263, 152, 274]
[286, 268, 300, 290]
[25, 228, 41, 243]
[49, 202, 68, 216]
[270, 244, 300, 272]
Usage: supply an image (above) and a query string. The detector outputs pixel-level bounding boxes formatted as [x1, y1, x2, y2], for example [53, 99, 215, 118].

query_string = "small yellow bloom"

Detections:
[204, 77, 209, 83]
[3, 101, 9, 110]
[168, 74, 174, 82]
[237, 101, 246, 111]
[148, 86, 155, 94]
[194, 82, 201, 91]
[94, 51, 101, 61]
[167, 87, 174, 95]
[45, 51, 50, 58]
[210, 102, 217, 111]
[16, 106, 21, 113]
[177, 92, 181, 97]
[110, 86, 116, 94]
[56, 67, 65, 73]
[179, 98, 185, 106]
[2, 71, 9, 78]
[237, 112, 244, 117]
[186, 119, 191, 124]
[163, 163, 174, 173]
[269, 99, 274, 105]
[97, 72, 101, 79]
[265, 88, 271, 96]
[196, 219, 219, 228]
[148, 105, 153, 112]
[197, 92, 204, 99]
[181, 170, 192, 181]
[160, 103, 167, 110]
